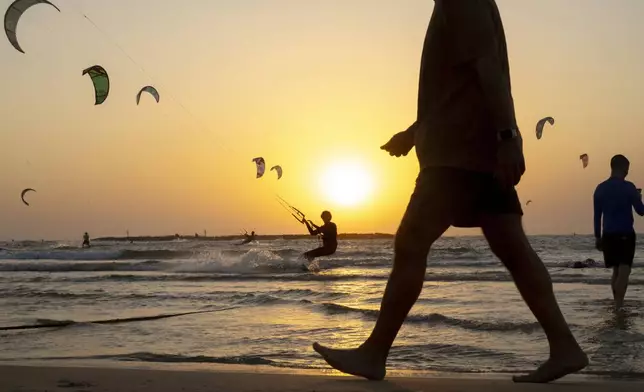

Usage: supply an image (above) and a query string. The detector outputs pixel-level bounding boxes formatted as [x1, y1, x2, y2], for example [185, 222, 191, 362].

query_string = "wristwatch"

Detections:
[497, 128, 518, 142]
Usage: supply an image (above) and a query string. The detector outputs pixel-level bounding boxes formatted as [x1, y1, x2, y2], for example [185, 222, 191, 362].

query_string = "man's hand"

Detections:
[595, 237, 603, 252]
[495, 133, 525, 189]
[380, 126, 415, 157]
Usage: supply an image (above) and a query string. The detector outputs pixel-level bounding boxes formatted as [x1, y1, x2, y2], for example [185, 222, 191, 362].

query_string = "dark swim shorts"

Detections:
[304, 246, 336, 260]
[399, 167, 523, 231]
[602, 233, 636, 268]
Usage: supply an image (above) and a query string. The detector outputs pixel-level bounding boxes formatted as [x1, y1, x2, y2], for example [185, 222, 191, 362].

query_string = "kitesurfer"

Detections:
[238, 231, 256, 246]
[594, 154, 644, 311]
[82, 232, 91, 248]
[302, 211, 337, 261]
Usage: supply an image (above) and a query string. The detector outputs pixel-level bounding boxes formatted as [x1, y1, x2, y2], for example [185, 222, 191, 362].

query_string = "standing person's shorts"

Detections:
[602, 232, 636, 268]
[398, 167, 523, 235]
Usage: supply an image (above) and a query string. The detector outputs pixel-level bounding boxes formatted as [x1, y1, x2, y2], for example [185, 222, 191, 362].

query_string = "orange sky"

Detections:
[1, 0, 644, 240]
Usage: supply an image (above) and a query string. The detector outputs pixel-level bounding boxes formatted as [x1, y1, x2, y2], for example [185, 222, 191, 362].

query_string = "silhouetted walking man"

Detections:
[313, 0, 587, 383]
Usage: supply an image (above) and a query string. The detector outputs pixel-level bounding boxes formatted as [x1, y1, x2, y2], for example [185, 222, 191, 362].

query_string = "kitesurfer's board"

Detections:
[301, 260, 320, 272]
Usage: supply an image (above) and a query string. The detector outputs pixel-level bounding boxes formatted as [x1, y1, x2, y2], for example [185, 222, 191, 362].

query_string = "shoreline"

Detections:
[1, 363, 643, 392]
[3, 233, 605, 243]
[94, 233, 396, 242]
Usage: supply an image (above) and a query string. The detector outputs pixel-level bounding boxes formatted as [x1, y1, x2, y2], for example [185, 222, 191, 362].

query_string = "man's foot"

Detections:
[615, 299, 625, 312]
[513, 348, 588, 383]
[312, 343, 386, 380]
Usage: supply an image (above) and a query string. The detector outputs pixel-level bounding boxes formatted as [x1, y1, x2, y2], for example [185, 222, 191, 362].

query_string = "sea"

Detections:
[0, 235, 643, 379]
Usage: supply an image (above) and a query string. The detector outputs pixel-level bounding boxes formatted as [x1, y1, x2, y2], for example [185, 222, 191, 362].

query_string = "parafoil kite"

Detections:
[580, 154, 589, 169]
[82, 65, 109, 105]
[4, 0, 60, 54]
[271, 165, 282, 180]
[252, 157, 265, 178]
[535, 117, 554, 140]
[526, 200, 532, 206]
[136, 86, 159, 105]
[20, 188, 35, 206]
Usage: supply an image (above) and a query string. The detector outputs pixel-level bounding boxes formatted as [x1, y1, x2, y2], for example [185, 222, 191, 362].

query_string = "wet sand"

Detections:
[1, 364, 643, 392]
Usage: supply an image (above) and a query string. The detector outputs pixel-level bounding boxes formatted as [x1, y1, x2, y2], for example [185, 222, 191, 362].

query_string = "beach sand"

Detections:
[1, 365, 643, 392]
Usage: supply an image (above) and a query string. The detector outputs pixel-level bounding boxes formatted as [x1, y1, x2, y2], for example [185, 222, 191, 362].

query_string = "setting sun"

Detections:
[319, 162, 374, 207]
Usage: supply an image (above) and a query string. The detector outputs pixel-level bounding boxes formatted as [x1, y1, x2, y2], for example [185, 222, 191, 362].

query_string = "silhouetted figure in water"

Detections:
[570, 259, 598, 269]
[82, 232, 91, 248]
[312, 0, 587, 383]
[302, 211, 337, 261]
[594, 154, 644, 311]
[237, 231, 256, 246]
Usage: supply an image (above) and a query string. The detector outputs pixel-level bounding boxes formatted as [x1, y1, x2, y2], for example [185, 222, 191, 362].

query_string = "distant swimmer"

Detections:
[594, 155, 644, 311]
[302, 211, 337, 261]
[237, 231, 256, 246]
[570, 259, 599, 269]
[82, 232, 91, 248]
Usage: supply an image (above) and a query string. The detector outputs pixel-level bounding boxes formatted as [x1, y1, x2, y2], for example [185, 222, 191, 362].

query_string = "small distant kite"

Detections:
[526, 200, 532, 206]
[535, 117, 554, 140]
[82, 65, 109, 105]
[580, 153, 589, 169]
[4, 0, 60, 54]
[136, 86, 159, 105]
[271, 165, 283, 180]
[252, 157, 265, 178]
[21, 188, 36, 206]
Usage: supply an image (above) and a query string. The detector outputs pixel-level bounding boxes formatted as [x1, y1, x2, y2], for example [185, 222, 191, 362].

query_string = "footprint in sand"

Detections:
[57, 379, 94, 389]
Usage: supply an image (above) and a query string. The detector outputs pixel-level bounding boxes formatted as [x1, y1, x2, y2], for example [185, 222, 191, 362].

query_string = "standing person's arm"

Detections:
[631, 185, 644, 216]
[593, 188, 603, 250]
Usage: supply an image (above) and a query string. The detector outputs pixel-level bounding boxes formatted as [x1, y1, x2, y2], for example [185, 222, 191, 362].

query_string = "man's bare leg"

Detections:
[611, 267, 619, 300]
[313, 219, 449, 380]
[482, 214, 588, 383]
[613, 264, 631, 311]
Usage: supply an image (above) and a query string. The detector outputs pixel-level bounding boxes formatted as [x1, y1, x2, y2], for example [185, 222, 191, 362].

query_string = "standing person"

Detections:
[594, 155, 644, 311]
[312, 0, 587, 383]
[302, 211, 337, 261]
[82, 232, 91, 248]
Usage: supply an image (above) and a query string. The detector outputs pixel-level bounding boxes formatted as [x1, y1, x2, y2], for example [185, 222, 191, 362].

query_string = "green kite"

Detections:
[82, 65, 109, 105]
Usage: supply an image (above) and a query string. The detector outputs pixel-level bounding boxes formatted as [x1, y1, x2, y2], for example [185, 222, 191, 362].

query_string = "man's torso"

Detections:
[320, 223, 338, 249]
[597, 178, 635, 235]
[415, 0, 514, 173]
